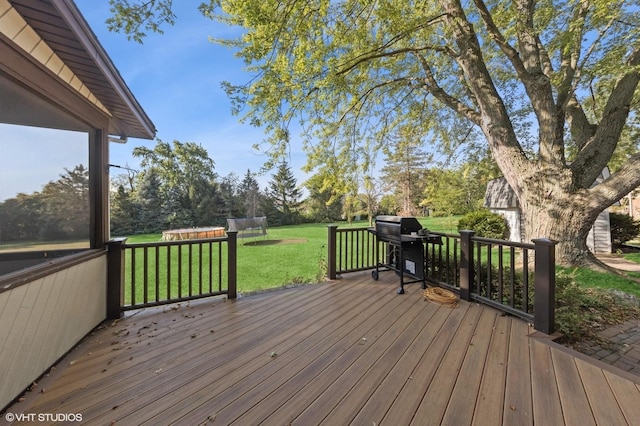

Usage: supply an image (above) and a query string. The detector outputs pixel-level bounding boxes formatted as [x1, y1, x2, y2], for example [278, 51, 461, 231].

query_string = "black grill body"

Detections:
[373, 215, 423, 244]
[370, 216, 426, 294]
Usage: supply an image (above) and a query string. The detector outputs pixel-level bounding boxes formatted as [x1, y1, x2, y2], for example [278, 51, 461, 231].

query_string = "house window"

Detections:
[0, 124, 90, 272]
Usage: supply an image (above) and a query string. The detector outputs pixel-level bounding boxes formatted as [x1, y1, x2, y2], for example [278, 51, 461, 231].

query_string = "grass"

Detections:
[623, 252, 640, 264]
[125, 221, 368, 295]
[7, 216, 640, 302]
[122, 217, 461, 296]
[558, 266, 640, 298]
[10, 216, 635, 295]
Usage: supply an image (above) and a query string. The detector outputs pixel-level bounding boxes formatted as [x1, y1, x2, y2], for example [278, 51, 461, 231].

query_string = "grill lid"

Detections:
[374, 216, 423, 242]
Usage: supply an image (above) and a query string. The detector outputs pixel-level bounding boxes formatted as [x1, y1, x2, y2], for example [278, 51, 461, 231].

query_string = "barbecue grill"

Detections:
[369, 216, 439, 294]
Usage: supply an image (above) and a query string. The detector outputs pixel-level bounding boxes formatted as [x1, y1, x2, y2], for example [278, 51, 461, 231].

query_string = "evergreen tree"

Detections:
[380, 131, 430, 216]
[110, 184, 137, 236]
[134, 169, 165, 233]
[238, 169, 264, 218]
[39, 165, 90, 239]
[214, 173, 242, 221]
[265, 161, 302, 225]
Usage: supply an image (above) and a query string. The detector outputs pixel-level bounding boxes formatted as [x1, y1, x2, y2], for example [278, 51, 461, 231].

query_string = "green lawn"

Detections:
[125, 221, 364, 294]
[124, 217, 640, 298]
[623, 252, 640, 264]
[558, 266, 640, 298]
[123, 217, 461, 294]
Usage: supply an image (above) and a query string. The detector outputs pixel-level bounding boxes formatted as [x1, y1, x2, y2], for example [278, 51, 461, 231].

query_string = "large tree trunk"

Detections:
[517, 169, 603, 267]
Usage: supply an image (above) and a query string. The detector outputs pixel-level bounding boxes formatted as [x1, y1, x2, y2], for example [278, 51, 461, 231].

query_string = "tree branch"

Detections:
[439, 0, 531, 185]
[472, 0, 527, 77]
[412, 52, 482, 125]
[564, 4, 620, 150]
[589, 153, 640, 208]
[572, 48, 640, 188]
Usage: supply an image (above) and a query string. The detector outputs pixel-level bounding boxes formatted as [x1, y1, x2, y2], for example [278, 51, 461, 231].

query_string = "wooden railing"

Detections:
[107, 231, 237, 316]
[327, 225, 381, 275]
[327, 225, 556, 334]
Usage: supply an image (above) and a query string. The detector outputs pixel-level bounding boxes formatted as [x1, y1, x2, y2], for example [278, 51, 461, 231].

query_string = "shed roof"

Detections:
[3, 0, 155, 139]
[484, 177, 519, 209]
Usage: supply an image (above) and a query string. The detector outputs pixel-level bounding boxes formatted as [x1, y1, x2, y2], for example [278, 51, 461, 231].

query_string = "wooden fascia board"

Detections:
[52, 0, 155, 139]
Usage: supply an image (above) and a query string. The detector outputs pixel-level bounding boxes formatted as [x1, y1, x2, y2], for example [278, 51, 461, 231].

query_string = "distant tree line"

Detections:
[0, 165, 89, 242]
[0, 139, 496, 243]
[110, 140, 308, 236]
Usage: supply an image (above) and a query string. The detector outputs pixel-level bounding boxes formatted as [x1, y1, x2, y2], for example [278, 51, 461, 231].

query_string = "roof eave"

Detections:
[44, 0, 156, 139]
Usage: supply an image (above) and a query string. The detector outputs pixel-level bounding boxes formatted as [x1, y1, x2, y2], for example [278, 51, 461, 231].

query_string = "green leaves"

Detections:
[107, 0, 177, 43]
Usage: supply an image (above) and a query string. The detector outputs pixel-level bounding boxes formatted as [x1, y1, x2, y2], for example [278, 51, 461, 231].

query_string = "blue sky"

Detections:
[0, 2, 307, 200]
[75, 1, 308, 186]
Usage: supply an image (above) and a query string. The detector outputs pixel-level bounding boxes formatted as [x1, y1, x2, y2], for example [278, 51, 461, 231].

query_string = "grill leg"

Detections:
[397, 249, 405, 294]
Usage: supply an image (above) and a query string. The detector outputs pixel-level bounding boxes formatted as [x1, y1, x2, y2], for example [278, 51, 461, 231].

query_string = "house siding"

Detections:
[587, 210, 613, 254]
[0, 254, 106, 410]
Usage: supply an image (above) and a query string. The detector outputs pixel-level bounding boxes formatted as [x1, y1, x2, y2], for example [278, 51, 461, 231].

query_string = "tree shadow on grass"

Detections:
[243, 238, 307, 246]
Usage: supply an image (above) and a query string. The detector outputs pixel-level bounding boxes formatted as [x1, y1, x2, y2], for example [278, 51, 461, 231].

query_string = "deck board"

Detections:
[471, 312, 510, 425]
[346, 306, 452, 425]
[409, 304, 483, 426]
[576, 358, 628, 425]
[379, 301, 471, 425]
[440, 306, 498, 425]
[603, 369, 640, 423]
[549, 347, 596, 426]
[3, 271, 640, 425]
[530, 339, 564, 424]
[502, 319, 533, 425]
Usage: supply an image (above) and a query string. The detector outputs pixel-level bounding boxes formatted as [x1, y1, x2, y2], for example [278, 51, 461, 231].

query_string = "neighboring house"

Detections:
[0, 0, 155, 410]
[484, 172, 614, 254]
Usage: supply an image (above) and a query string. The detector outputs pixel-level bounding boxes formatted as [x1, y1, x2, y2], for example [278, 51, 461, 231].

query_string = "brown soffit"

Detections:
[8, 0, 156, 139]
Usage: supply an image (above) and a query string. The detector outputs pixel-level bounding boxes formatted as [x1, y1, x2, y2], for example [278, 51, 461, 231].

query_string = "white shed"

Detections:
[484, 176, 613, 254]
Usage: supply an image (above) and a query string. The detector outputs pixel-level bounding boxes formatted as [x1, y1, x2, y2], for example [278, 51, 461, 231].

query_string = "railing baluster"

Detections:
[498, 245, 504, 305]
[178, 244, 183, 299]
[198, 243, 203, 295]
[453, 238, 459, 288]
[208, 241, 214, 293]
[487, 243, 492, 299]
[522, 249, 529, 312]
[155, 246, 160, 303]
[143, 246, 148, 304]
[218, 240, 223, 293]
[167, 245, 171, 301]
[476, 242, 482, 296]
[188, 244, 193, 297]
[510, 247, 515, 307]
[130, 247, 136, 306]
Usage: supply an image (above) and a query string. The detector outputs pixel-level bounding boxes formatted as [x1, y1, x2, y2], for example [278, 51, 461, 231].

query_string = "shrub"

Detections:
[457, 209, 510, 239]
[609, 212, 640, 247]
[554, 271, 640, 344]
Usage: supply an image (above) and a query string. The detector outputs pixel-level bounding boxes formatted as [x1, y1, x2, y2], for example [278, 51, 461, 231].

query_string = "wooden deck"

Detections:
[4, 271, 640, 425]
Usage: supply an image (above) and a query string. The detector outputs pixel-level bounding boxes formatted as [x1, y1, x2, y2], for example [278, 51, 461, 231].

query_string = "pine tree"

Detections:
[265, 161, 302, 225]
[380, 132, 430, 216]
[134, 169, 166, 233]
[110, 184, 137, 236]
[238, 169, 264, 218]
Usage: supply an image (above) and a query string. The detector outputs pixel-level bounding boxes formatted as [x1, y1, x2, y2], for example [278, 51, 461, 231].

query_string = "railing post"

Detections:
[227, 231, 238, 299]
[107, 238, 127, 319]
[533, 238, 556, 334]
[328, 225, 338, 280]
[459, 230, 475, 301]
